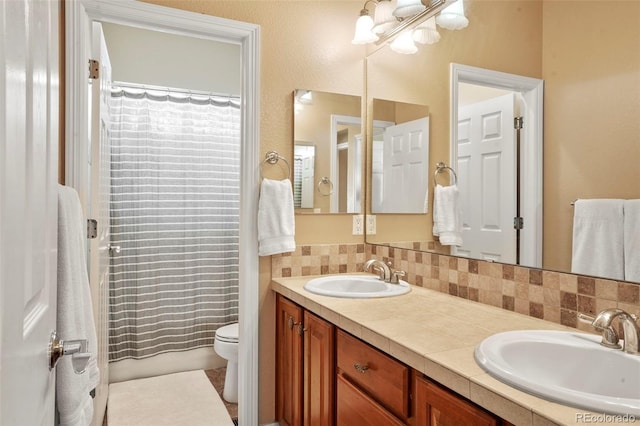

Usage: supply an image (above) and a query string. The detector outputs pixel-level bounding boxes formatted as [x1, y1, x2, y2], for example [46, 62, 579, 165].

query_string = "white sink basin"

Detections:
[475, 330, 640, 416]
[303, 274, 410, 298]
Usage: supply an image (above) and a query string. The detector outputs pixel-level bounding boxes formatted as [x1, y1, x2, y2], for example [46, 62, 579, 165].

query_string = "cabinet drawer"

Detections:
[336, 374, 404, 426]
[336, 329, 410, 420]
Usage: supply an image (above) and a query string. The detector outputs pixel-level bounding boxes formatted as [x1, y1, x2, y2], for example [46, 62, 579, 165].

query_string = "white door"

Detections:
[454, 93, 516, 262]
[381, 117, 430, 213]
[300, 154, 315, 208]
[0, 0, 59, 424]
[88, 23, 112, 426]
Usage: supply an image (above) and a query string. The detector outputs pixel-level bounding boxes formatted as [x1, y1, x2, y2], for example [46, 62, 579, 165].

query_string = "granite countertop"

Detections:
[272, 275, 638, 426]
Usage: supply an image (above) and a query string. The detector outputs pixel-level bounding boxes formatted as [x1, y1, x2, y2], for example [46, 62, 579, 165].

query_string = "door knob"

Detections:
[108, 244, 121, 255]
[48, 331, 91, 373]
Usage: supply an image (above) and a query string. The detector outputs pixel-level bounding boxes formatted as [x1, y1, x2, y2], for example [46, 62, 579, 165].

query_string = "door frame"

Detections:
[450, 63, 543, 268]
[330, 114, 361, 213]
[65, 1, 260, 424]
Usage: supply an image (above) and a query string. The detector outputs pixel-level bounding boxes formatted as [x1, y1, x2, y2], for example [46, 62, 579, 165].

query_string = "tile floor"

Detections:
[205, 367, 238, 422]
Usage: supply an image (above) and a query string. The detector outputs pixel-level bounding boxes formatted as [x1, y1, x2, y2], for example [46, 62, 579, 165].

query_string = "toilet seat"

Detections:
[215, 323, 239, 343]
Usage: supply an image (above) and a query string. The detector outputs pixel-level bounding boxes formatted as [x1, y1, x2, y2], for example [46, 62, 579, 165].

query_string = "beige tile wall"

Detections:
[271, 243, 640, 331]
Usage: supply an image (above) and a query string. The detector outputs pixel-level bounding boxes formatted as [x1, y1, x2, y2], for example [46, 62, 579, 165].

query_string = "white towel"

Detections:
[432, 184, 463, 246]
[571, 199, 624, 280]
[258, 178, 296, 256]
[624, 199, 640, 282]
[57, 185, 100, 426]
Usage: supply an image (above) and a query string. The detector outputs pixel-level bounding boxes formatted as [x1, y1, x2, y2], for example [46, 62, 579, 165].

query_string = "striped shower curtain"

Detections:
[108, 87, 240, 361]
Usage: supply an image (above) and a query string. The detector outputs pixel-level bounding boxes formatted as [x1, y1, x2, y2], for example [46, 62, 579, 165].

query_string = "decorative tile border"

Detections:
[271, 243, 640, 331]
[271, 244, 367, 278]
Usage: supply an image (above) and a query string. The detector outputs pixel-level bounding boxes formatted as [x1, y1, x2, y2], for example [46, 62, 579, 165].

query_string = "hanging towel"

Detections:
[57, 185, 100, 426]
[258, 178, 296, 256]
[624, 199, 640, 282]
[432, 184, 463, 246]
[571, 199, 624, 280]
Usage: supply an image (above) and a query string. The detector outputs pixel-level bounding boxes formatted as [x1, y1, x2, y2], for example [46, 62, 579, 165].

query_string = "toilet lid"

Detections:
[215, 323, 239, 343]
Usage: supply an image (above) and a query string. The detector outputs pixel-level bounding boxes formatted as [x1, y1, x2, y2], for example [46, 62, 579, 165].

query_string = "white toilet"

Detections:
[214, 322, 239, 403]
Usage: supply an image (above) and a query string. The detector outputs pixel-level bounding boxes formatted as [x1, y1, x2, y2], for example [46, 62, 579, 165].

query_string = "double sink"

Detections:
[303, 272, 640, 416]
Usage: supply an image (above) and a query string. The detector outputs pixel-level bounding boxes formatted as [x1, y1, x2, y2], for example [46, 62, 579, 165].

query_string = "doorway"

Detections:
[450, 64, 543, 268]
[65, 1, 260, 424]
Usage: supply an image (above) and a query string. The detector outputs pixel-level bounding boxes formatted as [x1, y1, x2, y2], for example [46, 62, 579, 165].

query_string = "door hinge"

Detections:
[89, 59, 99, 80]
[87, 219, 98, 239]
[514, 117, 523, 129]
[513, 217, 524, 230]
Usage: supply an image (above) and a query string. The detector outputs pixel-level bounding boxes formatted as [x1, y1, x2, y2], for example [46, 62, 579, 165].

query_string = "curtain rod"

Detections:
[112, 81, 240, 100]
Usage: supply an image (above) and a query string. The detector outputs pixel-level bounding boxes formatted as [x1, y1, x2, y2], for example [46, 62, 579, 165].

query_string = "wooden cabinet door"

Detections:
[303, 310, 335, 426]
[276, 295, 304, 426]
[337, 374, 405, 426]
[414, 376, 499, 426]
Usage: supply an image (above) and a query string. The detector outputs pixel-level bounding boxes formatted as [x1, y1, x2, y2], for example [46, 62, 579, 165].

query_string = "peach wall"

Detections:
[140, 1, 365, 423]
[542, 0, 640, 271]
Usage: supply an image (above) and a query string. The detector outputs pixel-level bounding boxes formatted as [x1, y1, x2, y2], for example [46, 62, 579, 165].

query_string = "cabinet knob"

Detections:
[297, 323, 307, 336]
[288, 316, 294, 330]
[354, 363, 369, 373]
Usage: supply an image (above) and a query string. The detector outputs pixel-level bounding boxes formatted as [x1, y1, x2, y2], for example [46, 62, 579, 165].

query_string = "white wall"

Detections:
[102, 23, 241, 95]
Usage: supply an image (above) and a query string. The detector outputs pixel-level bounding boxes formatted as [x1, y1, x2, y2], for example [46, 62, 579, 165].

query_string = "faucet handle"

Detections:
[578, 312, 621, 349]
[390, 269, 406, 284]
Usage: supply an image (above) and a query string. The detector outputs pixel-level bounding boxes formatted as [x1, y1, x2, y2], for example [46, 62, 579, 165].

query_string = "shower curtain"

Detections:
[108, 86, 240, 361]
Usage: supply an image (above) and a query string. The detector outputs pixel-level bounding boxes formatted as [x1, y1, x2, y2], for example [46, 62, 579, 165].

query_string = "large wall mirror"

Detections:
[294, 89, 363, 214]
[365, 0, 640, 282]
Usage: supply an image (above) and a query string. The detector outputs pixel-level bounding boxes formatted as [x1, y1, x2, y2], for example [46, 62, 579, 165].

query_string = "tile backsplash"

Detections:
[271, 243, 640, 331]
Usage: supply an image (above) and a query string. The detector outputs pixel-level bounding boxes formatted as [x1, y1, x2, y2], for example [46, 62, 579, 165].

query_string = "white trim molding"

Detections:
[450, 63, 544, 268]
[66, 1, 260, 424]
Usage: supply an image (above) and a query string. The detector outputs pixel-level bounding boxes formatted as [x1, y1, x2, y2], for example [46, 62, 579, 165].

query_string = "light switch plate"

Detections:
[366, 215, 376, 235]
[352, 214, 364, 235]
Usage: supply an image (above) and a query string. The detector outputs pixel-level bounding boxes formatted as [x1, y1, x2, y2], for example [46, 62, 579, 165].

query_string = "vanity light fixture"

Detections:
[389, 30, 418, 54]
[412, 17, 440, 45]
[372, 0, 397, 34]
[293, 89, 313, 114]
[393, 0, 426, 19]
[435, 0, 469, 30]
[352, 0, 468, 54]
[352, 0, 379, 44]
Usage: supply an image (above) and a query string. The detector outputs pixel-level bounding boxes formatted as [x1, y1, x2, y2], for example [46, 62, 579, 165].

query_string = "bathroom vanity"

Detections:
[272, 276, 633, 426]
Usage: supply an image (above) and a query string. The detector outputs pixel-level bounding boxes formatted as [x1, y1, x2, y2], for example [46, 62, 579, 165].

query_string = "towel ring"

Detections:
[434, 162, 457, 186]
[317, 177, 334, 196]
[260, 150, 291, 180]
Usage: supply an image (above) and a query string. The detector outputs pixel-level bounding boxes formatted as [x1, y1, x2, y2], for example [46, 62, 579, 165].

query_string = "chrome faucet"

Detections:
[579, 308, 640, 355]
[363, 259, 406, 284]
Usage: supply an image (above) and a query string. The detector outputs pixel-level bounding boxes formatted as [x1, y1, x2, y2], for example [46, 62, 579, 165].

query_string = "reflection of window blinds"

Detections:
[293, 156, 302, 208]
[109, 88, 240, 361]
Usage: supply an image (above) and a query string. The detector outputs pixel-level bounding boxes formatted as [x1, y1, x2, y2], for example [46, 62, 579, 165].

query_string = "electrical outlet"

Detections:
[366, 214, 376, 235]
[352, 214, 364, 235]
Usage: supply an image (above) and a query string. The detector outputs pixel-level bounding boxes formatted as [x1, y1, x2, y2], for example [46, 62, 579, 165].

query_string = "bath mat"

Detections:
[107, 370, 234, 426]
